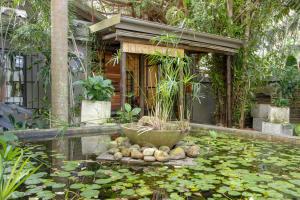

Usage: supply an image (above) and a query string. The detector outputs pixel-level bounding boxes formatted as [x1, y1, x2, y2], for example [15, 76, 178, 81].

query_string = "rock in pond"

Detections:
[185, 145, 200, 158]
[108, 141, 118, 149]
[144, 156, 156, 162]
[130, 149, 143, 159]
[130, 144, 141, 151]
[115, 137, 131, 147]
[154, 150, 170, 162]
[169, 147, 186, 160]
[108, 148, 120, 155]
[120, 147, 131, 157]
[159, 146, 170, 153]
[114, 152, 123, 160]
[143, 148, 156, 156]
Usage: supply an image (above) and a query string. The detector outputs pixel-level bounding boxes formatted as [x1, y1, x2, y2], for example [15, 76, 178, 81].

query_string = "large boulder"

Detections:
[144, 156, 156, 162]
[154, 150, 170, 162]
[120, 147, 131, 157]
[130, 149, 143, 159]
[114, 152, 123, 160]
[143, 148, 156, 156]
[169, 147, 186, 160]
[185, 145, 200, 158]
[159, 146, 170, 153]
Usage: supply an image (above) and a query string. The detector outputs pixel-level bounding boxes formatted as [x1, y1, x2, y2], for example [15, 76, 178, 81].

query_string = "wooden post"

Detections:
[226, 55, 232, 127]
[120, 42, 127, 110]
[139, 54, 145, 116]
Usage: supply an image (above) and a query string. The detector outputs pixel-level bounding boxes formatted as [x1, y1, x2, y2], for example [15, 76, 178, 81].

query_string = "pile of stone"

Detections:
[107, 137, 200, 162]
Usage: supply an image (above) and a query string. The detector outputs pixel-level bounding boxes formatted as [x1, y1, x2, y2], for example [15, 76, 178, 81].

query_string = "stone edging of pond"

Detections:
[8, 124, 121, 142]
[190, 123, 300, 145]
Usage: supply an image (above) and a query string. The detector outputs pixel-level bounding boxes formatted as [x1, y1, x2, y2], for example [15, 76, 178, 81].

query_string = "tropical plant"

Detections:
[74, 76, 115, 101]
[0, 134, 41, 200]
[116, 103, 141, 123]
[146, 34, 201, 130]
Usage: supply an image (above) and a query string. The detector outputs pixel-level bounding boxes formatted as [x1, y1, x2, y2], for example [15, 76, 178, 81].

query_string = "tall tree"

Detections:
[50, 0, 69, 125]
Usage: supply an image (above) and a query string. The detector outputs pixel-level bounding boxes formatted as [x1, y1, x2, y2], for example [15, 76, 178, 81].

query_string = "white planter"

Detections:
[81, 100, 111, 125]
[251, 104, 270, 119]
[268, 106, 289, 123]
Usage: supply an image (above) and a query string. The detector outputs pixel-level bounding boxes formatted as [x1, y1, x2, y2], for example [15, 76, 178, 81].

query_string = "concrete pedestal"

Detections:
[251, 104, 270, 118]
[262, 122, 293, 136]
[253, 118, 264, 131]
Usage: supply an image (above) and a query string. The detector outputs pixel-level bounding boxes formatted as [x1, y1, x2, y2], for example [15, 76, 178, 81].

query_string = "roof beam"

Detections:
[90, 14, 121, 33]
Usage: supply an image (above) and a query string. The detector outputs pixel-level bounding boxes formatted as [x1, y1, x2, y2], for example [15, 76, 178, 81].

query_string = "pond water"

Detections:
[13, 132, 300, 200]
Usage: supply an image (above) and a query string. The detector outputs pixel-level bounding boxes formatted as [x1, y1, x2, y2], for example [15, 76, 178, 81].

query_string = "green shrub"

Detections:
[295, 124, 300, 136]
[74, 76, 114, 101]
[116, 103, 141, 123]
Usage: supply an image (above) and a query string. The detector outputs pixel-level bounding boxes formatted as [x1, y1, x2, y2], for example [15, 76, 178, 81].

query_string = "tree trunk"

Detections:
[51, 0, 69, 125]
[226, 0, 233, 21]
[238, 5, 251, 128]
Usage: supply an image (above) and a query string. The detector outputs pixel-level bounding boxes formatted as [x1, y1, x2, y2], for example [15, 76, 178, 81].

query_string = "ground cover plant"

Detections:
[7, 131, 300, 200]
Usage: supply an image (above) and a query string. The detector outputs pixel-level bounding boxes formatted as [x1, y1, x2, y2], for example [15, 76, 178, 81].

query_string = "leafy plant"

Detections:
[0, 134, 41, 200]
[74, 75, 114, 101]
[117, 103, 141, 123]
[272, 98, 289, 108]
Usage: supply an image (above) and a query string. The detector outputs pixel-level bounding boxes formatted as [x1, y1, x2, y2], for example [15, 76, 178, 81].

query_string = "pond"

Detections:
[12, 132, 300, 200]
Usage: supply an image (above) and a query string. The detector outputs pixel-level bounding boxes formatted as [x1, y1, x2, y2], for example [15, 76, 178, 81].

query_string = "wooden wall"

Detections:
[103, 52, 142, 111]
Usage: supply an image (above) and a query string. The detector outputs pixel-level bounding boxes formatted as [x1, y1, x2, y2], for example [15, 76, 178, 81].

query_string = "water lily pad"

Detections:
[70, 183, 85, 189]
[78, 170, 95, 176]
[80, 189, 99, 199]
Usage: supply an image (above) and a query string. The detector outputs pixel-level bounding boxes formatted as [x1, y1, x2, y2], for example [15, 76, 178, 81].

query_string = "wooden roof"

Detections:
[89, 14, 244, 55]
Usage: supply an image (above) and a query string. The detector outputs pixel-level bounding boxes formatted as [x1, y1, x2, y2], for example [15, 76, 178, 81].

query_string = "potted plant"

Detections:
[121, 35, 201, 148]
[75, 75, 114, 124]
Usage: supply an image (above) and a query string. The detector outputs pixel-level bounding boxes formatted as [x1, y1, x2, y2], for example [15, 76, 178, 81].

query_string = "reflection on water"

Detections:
[18, 133, 300, 200]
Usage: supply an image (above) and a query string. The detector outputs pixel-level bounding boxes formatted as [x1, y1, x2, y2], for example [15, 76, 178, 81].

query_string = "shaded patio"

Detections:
[90, 14, 244, 127]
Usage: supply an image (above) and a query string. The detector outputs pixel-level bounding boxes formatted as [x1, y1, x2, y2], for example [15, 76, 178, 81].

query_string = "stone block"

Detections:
[251, 104, 270, 118]
[253, 118, 264, 131]
[262, 122, 293, 136]
[268, 106, 289, 123]
[81, 135, 111, 155]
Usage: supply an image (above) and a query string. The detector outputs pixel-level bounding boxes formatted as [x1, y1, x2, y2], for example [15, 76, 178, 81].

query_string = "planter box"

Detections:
[262, 122, 293, 136]
[81, 100, 111, 125]
[268, 106, 289, 123]
[251, 104, 270, 119]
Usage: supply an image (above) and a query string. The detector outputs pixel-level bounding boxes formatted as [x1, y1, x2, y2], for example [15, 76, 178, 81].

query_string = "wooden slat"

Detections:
[116, 30, 237, 54]
[89, 14, 121, 33]
[122, 42, 184, 58]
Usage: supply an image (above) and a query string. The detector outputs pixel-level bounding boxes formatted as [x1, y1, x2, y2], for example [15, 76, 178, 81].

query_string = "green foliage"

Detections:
[295, 124, 300, 136]
[272, 98, 289, 108]
[273, 55, 300, 102]
[149, 34, 201, 126]
[0, 136, 41, 200]
[116, 103, 141, 123]
[74, 76, 115, 101]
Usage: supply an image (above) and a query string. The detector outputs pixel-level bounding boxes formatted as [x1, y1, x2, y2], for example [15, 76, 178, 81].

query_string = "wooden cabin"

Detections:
[89, 14, 243, 127]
